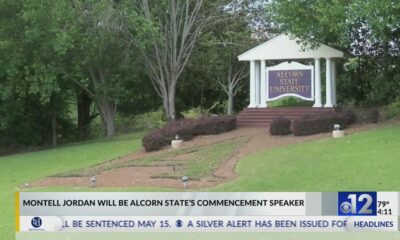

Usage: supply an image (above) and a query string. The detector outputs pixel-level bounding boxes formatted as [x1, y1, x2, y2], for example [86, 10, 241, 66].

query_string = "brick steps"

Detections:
[237, 107, 335, 127]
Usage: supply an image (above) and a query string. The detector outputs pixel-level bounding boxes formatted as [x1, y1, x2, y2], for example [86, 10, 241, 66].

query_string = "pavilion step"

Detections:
[236, 107, 336, 127]
[237, 123, 270, 127]
[242, 107, 331, 110]
[239, 113, 332, 116]
[241, 110, 333, 113]
[238, 114, 323, 118]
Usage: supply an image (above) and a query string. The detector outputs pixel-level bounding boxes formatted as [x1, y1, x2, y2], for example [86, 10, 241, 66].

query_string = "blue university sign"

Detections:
[267, 61, 314, 101]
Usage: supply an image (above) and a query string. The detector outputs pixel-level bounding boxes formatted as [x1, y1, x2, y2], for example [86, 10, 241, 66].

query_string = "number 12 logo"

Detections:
[338, 192, 377, 216]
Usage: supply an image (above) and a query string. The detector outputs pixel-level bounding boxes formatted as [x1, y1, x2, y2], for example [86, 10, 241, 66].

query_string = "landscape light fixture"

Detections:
[90, 176, 97, 188]
[182, 176, 189, 190]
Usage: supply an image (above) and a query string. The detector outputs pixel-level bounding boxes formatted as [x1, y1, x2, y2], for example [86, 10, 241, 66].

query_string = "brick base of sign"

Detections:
[237, 107, 336, 127]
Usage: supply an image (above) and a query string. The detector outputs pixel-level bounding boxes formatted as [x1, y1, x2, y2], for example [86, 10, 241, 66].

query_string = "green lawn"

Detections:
[2, 125, 400, 239]
[0, 133, 144, 240]
[214, 124, 400, 191]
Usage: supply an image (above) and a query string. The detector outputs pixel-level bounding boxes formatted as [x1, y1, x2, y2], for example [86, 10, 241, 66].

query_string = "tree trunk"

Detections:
[162, 96, 170, 121]
[200, 80, 205, 113]
[168, 85, 176, 121]
[98, 99, 116, 137]
[77, 91, 92, 140]
[51, 110, 57, 147]
[227, 87, 234, 116]
[104, 114, 115, 137]
[89, 68, 116, 137]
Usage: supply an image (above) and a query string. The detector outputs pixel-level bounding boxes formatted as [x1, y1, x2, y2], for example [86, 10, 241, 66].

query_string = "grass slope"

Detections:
[2, 125, 400, 238]
[57, 138, 246, 180]
[214, 124, 400, 191]
[0, 133, 143, 240]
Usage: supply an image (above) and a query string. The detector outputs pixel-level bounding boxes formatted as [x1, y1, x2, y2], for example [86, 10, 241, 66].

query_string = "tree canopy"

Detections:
[0, 0, 398, 150]
[271, 0, 400, 105]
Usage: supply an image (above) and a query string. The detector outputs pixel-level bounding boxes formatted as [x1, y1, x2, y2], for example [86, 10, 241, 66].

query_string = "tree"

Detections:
[194, 0, 266, 115]
[132, 0, 212, 120]
[22, 0, 77, 146]
[199, 22, 250, 116]
[70, 0, 135, 136]
[271, 0, 400, 105]
[217, 62, 248, 115]
[0, 0, 78, 147]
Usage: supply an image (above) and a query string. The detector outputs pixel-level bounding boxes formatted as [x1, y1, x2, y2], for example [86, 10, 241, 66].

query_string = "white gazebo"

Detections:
[238, 34, 344, 108]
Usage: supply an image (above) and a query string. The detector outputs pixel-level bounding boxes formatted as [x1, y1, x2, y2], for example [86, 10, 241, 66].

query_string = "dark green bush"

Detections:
[142, 129, 168, 152]
[270, 117, 292, 135]
[195, 116, 236, 135]
[369, 108, 380, 123]
[142, 116, 237, 152]
[341, 107, 380, 123]
[387, 99, 400, 119]
[164, 118, 197, 141]
[292, 112, 351, 136]
[343, 109, 357, 124]
[131, 109, 165, 131]
[143, 119, 197, 152]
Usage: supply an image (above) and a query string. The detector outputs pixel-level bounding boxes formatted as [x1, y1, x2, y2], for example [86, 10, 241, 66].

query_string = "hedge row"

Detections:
[270, 117, 292, 135]
[269, 111, 355, 137]
[142, 116, 236, 152]
[292, 112, 353, 136]
[336, 107, 380, 124]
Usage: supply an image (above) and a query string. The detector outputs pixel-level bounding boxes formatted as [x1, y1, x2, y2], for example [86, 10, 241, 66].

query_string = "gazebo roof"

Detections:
[238, 34, 344, 61]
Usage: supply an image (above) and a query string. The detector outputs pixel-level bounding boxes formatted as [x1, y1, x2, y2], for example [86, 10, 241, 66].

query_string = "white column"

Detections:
[313, 58, 322, 107]
[259, 60, 267, 107]
[324, 58, 333, 108]
[255, 61, 260, 107]
[332, 60, 337, 106]
[248, 60, 256, 108]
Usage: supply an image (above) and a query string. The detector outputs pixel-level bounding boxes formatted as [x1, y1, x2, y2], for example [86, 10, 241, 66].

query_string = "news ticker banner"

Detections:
[16, 192, 399, 233]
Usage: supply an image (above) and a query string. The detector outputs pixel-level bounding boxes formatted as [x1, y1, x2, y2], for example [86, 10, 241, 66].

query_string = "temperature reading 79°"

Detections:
[377, 201, 392, 215]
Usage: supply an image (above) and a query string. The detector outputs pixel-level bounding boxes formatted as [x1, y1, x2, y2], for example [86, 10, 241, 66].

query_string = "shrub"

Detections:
[195, 116, 236, 135]
[142, 129, 168, 152]
[387, 99, 400, 119]
[142, 116, 237, 152]
[133, 109, 165, 130]
[342, 109, 357, 124]
[164, 118, 197, 141]
[270, 117, 292, 135]
[183, 107, 207, 119]
[292, 112, 351, 136]
[268, 97, 313, 108]
[213, 116, 236, 133]
[208, 100, 228, 114]
[369, 108, 380, 123]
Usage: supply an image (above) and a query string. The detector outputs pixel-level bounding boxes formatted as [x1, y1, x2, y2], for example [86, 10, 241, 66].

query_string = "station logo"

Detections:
[29, 217, 45, 231]
[338, 192, 377, 216]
